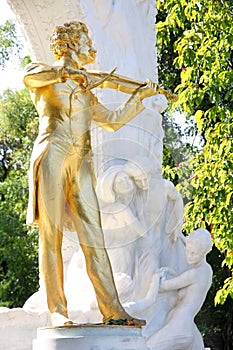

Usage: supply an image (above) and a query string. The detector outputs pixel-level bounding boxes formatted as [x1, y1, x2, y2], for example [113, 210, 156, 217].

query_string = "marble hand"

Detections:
[157, 267, 177, 281]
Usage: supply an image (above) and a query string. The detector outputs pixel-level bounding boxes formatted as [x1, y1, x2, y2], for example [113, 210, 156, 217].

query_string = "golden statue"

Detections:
[24, 21, 165, 327]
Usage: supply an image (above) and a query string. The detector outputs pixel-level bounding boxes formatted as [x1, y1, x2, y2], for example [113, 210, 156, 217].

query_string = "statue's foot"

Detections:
[104, 317, 146, 327]
[51, 312, 74, 327]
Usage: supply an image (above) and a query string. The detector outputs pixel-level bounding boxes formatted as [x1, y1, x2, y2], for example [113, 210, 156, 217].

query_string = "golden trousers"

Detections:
[37, 141, 126, 321]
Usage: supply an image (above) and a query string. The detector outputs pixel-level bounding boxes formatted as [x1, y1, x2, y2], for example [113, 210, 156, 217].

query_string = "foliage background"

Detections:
[0, 83, 39, 306]
[157, 0, 233, 348]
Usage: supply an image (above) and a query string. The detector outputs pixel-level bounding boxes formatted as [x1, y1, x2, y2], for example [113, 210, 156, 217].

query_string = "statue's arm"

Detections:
[92, 81, 157, 132]
[24, 63, 90, 90]
[23, 62, 67, 89]
[118, 208, 146, 237]
[159, 269, 195, 292]
[91, 92, 144, 132]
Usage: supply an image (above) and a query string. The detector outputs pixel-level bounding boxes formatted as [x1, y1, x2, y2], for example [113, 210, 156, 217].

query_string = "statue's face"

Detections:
[73, 31, 96, 65]
[133, 173, 149, 190]
[113, 171, 135, 195]
[185, 239, 203, 265]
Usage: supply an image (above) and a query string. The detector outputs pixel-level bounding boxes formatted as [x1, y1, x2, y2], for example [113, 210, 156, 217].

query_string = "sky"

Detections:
[0, 0, 27, 92]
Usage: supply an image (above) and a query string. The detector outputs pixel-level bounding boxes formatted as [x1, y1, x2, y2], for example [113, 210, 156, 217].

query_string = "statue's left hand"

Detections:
[137, 79, 158, 101]
[63, 67, 92, 87]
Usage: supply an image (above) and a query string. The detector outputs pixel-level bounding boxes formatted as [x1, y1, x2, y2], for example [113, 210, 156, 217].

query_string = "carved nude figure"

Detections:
[23, 21, 158, 327]
[147, 228, 213, 350]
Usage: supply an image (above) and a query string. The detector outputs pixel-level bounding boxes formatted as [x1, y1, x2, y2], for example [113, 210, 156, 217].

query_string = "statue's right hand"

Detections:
[137, 79, 158, 101]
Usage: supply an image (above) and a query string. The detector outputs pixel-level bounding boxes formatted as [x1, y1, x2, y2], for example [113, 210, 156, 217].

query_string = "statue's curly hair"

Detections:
[49, 21, 88, 60]
[186, 229, 212, 255]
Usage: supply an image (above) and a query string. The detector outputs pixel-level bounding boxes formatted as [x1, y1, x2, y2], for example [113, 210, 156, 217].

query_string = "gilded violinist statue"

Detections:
[24, 21, 159, 327]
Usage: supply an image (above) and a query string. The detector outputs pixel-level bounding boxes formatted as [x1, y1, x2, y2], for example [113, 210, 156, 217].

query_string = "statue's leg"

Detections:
[68, 155, 146, 326]
[37, 145, 72, 326]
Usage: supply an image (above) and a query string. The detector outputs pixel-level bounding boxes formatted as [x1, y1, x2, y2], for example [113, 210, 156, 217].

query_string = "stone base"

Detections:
[33, 324, 149, 350]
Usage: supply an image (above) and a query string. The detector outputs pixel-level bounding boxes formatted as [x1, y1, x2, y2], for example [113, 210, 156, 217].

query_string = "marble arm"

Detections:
[159, 269, 195, 292]
[118, 208, 146, 238]
[124, 273, 161, 314]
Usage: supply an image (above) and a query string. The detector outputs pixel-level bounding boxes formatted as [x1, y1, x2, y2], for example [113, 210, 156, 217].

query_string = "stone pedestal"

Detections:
[33, 324, 149, 350]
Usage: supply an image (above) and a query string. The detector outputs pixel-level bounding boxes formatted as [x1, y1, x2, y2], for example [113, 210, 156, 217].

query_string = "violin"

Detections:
[86, 67, 178, 102]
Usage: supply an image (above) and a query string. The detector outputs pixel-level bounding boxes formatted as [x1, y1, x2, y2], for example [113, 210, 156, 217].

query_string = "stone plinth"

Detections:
[33, 324, 149, 350]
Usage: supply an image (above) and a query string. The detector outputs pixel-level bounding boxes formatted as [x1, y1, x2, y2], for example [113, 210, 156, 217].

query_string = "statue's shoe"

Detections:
[51, 312, 74, 327]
